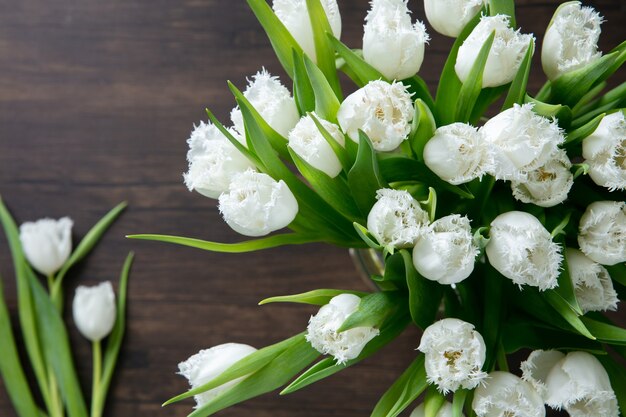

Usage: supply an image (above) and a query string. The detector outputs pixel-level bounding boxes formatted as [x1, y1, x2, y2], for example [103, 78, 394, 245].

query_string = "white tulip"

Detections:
[412, 215, 479, 285]
[545, 351, 618, 417]
[521, 349, 566, 401]
[337, 80, 414, 152]
[424, 0, 485, 38]
[72, 282, 116, 342]
[482, 104, 565, 181]
[288, 113, 345, 178]
[578, 200, 626, 265]
[565, 248, 619, 313]
[367, 189, 429, 249]
[542, 2, 603, 80]
[230, 69, 299, 139]
[306, 294, 379, 364]
[410, 401, 462, 417]
[19, 217, 73, 276]
[363, 0, 429, 80]
[418, 318, 487, 393]
[178, 343, 257, 407]
[582, 111, 626, 191]
[473, 371, 546, 417]
[218, 170, 298, 237]
[183, 121, 255, 199]
[423, 122, 491, 185]
[455, 14, 534, 88]
[272, 0, 341, 63]
[486, 211, 562, 291]
[510, 149, 573, 207]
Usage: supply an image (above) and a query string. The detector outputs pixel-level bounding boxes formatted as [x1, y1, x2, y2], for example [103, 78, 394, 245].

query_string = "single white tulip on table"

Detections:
[577, 200, 626, 265]
[19, 217, 73, 276]
[306, 293, 379, 364]
[337, 80, 414, 152]
[72, 281, 117, 342]
[582, 111, 626, 191]
[363, 0, 429, 81]
[472, 371, 546, 417]
[424, 0, 484, 38]
[178, 343, 257, 407]
[367, 188, 429, 249]
[541, 1, 603, 80]
[218, 170, 299, 237]
[418, 318, 487, 393]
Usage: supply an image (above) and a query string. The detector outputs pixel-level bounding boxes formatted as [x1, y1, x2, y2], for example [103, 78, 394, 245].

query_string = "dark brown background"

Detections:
[0, 1, 624, 416]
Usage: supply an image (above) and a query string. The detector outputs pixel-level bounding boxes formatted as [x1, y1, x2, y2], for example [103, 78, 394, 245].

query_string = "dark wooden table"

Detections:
[0, 1, 624, 416]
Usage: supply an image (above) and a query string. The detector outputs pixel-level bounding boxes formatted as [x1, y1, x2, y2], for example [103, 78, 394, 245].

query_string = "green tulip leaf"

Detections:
[328, 34, 386, 87]
[370, 354, 427, 417]
[348, 131, 387, 216]
[339, 291, 404, 332]
[303, 54, 341, 122]
[409, 99, 436, 161]
[488, 0, 516, 27]
[308, 112, 353, 171]
[305, 0, 341, 98]
[292, 50, 316, 115]
[259, 289, 367, 306]
[502, 38, 535, 110]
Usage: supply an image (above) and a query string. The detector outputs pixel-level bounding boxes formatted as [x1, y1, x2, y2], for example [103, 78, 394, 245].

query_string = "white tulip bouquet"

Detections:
[132, 0, 626, 416]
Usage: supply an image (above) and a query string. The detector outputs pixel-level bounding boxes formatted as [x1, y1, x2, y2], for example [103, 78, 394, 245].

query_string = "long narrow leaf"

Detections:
[502, 38, 535, 110]
[259, 289, 367, 306]
[580, 317, 626, 346]
[348, 132, 387, 216]
[370, 355, 427, 417]
[309, 112, 352, 172]
[328, 34, 386, 87]
[305, 0, 341, 98]
[303, 55, 341, 122]
[488, 0, 516, 27]
[397, 250, 441, 330]
[292, 50, 316, 115]
[339, 291, 404, 331]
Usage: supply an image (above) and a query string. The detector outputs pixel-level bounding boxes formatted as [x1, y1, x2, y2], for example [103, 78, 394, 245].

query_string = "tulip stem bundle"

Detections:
[0, 198, 132, 417]
[133, 0, 625, 416]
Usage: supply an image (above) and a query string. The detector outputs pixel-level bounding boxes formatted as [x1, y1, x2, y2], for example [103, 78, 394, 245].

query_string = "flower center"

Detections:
[536, 168, 557, 182]
[444, 350, 462, 366]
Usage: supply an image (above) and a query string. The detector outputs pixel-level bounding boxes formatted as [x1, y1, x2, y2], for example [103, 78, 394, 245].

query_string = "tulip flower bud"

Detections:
[272, 0, 341, 63]
[288, 113, 345, 178]
[565, 248, 619, 313]
[482, 104, 565, 181]
[367, 189, 429, 249]
[510, 149, 573, 207]
[545, 351, 618, 417]
[455, 15, 534, 88]
[306, 294, 379, 364]
[362, 0, 429, 80]
[218, 170, 299, 237]
[423, 122, 491, 185]
[472, 371, 546, 417]
[230, 69, 299, 139]
[578, 200, 626, 265]
[424, 0, 485, 38]
[411, 401, 462, 417]
[178, 343, 257, 407]
[412, 215, 479, 285]
[337, 80, 414, 152]
[486, 211, 562, 291]
[183, 121, 255, 199]
[72, 281, 116, 342]
[19, 217, 73, 276]
[418, 318, 487, 393]
[582, 111, 626, 191]
[521, 349, 566, 401]
[542, 2, 603, 80]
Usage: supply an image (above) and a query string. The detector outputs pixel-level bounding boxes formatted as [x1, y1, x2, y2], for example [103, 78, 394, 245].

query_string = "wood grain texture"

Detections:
[0, 0, 624, 416]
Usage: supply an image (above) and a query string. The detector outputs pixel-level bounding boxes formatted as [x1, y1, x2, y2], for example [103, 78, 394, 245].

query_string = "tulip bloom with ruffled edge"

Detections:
[73, 281, 116, 342]
[418, 318, 487, 393]
[367, 188, 429, 249]
[230, 69, 299, 139]
[542, 2, 603, 80]
[306, 294, 379, 364]
[183, 121, 255, 199]
[272, 0, 341, 63]
[578, 200, 626, 265]
[178, 343, 257, 408]
[482, 104, 565, 181]
[424, 0, 484, 38]
[218, 170, 298, 237]
[582, 111, 626, 191]
[337, 80, 414, 152]
[19, 217, 73, 276]
[521, 349, 566, 401]
[565, 248, 619, 313]
[412, 214, 479, 285]
[510, 149, 573, 207]
[472, 371, 546, 417]
[410, 401, 462, 417]
[545, 351, 619, 417]
[363, 0, 429, 80]
[288, 113, 345, 178]
[423, 122, 491, 185]
[455, 14, 534, 88]
[486, 211, 562, 291]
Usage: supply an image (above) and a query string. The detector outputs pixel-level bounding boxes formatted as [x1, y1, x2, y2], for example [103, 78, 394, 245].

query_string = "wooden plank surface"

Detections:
[0, 1, 624, 416]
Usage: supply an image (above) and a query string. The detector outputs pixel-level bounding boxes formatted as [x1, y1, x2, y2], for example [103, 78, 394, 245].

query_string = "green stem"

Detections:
[496, 342, 509, 372]
[91, 340, 103, 417]
[47, 364, 64, 417]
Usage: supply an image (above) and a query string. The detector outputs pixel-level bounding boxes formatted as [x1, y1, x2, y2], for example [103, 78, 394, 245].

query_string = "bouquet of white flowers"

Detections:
[132, 0, 625, 416]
